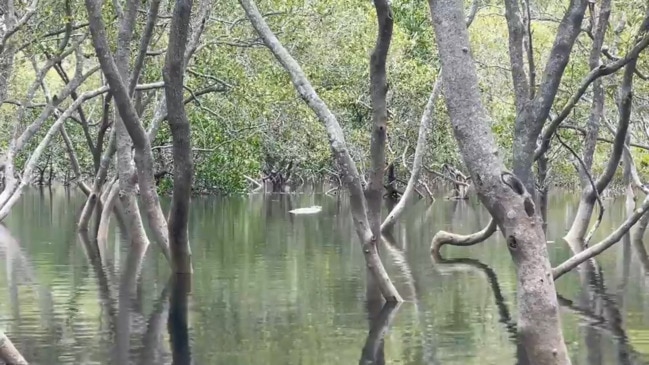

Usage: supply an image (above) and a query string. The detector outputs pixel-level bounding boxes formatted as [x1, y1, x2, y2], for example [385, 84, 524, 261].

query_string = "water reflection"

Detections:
[359, 301, 400, 365]
[169, 274, 192, 365]
[0, 189, 647, 363]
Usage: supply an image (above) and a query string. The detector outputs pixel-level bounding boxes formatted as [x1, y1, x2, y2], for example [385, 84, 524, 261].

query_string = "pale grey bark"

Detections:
[239, 0, 401, 302]
[381, 79, 440, 232]
[554, 57, 643, 278]
[554, 187, 649, 280]
[430, 219, 497, 254]
[0, 86, 106, 220]
[381, 2, 480, 233]
[0, 331, 28, 365]
[428, 0, 569, 362]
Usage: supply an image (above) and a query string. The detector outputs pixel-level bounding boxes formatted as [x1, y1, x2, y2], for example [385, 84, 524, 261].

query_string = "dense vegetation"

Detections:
[2, 0, 647, 195]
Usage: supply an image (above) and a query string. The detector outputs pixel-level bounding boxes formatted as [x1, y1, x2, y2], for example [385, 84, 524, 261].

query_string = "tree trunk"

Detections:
[164, 0, 194, 274]
[0, 331, 28, 365]
[428, 0, 569, 363]
[511, 0, 587, 194]
[85, 0, 171, 261]
[239, 0, 401, 302]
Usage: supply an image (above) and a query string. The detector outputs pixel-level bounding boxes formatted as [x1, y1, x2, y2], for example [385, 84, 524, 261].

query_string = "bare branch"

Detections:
[430, 218, 497, 253]
[535, 11, 649, 160]
[553, 193, 649, 280]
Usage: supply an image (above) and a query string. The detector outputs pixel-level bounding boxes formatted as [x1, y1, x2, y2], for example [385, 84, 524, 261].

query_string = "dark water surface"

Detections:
[1, 188, 649, 364]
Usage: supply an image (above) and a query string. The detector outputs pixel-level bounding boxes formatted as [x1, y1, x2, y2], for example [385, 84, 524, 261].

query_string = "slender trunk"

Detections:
[164, 0, 194, 274]
[564, 20, 639, 249]
[536, 154, 549, 232]
[239, 0, 401, 302]
[428, 0, 569, 362]
[511, 0, 587, 194]
[563, 0, 613, 250]
[381, 78, 441, 232]
[86, 0, 171, 261]
[359, 301, 400, 365]
[365, 0, 393, 304]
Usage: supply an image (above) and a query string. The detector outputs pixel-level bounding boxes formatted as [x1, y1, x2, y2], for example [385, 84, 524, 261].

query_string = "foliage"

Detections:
[0, 0, 648, 194]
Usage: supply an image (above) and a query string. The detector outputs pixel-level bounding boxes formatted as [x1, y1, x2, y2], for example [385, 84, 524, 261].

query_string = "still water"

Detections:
[0, 188, 649, 364]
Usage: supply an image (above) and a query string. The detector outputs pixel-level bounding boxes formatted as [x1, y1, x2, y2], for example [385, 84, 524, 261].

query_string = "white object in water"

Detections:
[289, 205, 322, 215]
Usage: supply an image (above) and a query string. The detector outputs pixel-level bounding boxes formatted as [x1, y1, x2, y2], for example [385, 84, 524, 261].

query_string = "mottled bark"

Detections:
[428, 0, 569, 363]
[504, 0, 530, 114]
[240, 0, 401, 302]
[164, 0, 194, 274]
[0, 331, 28, 365]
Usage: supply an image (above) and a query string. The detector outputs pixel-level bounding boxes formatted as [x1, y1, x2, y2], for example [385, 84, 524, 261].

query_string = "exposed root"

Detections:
[430, 218, 497, 254]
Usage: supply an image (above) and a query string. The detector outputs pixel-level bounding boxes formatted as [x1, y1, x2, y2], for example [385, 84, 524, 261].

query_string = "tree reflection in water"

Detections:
[168, 273, 192, 365]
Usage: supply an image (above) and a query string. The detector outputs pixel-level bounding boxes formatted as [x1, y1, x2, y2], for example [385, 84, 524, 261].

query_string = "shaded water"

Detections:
[1, 188, 649, 364]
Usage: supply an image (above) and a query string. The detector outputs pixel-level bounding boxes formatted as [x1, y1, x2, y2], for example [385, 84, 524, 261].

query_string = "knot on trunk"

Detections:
[507, 235, 518, 250]
[501, 171, 537, 218]
[524, 197, 535, 217]
[501, 172, 524, 195]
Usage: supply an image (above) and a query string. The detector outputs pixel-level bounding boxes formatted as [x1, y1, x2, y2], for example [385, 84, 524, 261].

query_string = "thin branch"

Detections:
[555, 132, 603, 245]
[535, 14, 649, 160]
[553, 193, 649, 280]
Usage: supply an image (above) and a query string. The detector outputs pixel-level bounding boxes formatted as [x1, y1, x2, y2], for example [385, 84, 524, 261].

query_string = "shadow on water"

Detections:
[557, 257, 644, 365]
[431, 252, 529, 364]
[168, 273, 192, 365]
[359, 300, 400, 365]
